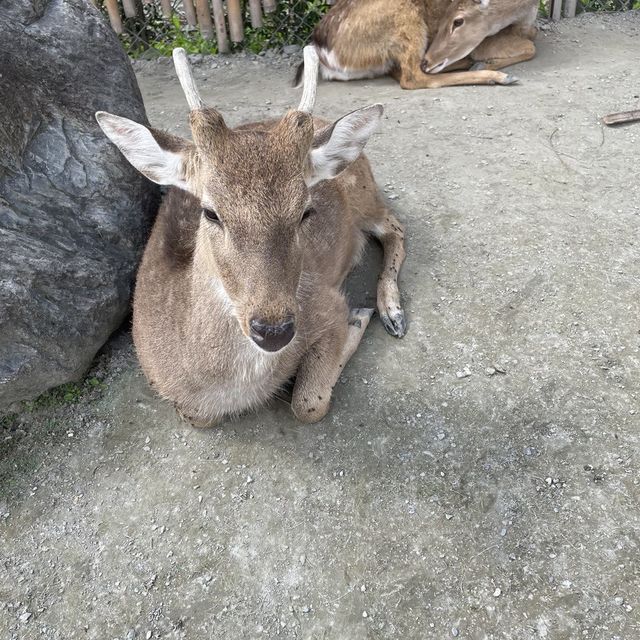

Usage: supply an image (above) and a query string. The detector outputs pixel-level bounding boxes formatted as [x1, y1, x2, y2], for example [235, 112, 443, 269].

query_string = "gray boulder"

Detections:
[0, 0, 159, 408]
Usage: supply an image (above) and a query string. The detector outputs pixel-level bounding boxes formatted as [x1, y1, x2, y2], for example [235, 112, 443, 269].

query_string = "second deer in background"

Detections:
[297, 0, 538, 90]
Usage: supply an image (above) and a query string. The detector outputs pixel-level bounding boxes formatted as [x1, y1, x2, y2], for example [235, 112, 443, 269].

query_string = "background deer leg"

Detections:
[443, 56, 475, 72]
[292, 303, 373, 424]
[394, 50, 517, 89]
[370, 210, 407, 337]
[470, 30, 536, 71]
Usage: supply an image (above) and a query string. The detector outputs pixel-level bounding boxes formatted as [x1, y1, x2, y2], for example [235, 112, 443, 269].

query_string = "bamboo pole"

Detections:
[122, 0, 137, 18]
[104, 0, 123, 33]
[262, 0, 277, 13]
[211, 0, 230, 52]
[194, 0, 215, 39]
[248, 0, 263, 28]
[227, 0, 244, 42]
[183, 0, 198, 26]
[160, 0, 172, 18]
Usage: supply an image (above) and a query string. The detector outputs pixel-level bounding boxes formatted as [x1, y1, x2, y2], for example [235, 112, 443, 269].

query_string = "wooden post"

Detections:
[564, 0, 577, 17]
[550, 0, 562, 20]
[195, 0, 215, 40]
[122, 0, 137, 17]
[249, 0, 263, 28]
[160, 0, 172, 18]
[227, 0, 244, 42]
[262, 0, 277, 13]
[211, 0, 230, 53]
[183, 0, 198, 26]
[104, 0, 123, 33]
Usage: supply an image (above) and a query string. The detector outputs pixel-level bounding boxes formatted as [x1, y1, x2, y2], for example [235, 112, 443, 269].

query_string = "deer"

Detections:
[296, 0, 538, 90]
[95, 47, 406, 427]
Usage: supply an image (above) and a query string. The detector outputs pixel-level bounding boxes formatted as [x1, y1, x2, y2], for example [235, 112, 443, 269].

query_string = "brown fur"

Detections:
[305, 0, 537, 89]
[131, 112, 406, 426]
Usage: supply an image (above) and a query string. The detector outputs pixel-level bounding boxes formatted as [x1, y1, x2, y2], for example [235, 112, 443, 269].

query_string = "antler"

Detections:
[172, 48, 205, 111]
[297, 45, 319, 113]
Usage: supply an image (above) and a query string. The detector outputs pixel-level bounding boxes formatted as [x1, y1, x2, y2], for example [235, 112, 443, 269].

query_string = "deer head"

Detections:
[96, 48, 382, 353]
[422, 0, 493, 74]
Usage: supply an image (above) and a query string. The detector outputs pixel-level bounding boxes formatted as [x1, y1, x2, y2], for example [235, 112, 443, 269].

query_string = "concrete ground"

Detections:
[1, 12, 640, 640]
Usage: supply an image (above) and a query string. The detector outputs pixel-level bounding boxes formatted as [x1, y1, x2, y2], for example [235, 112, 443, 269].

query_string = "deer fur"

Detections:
[296, 0, 538, 90]
[95, 48, 406, 426]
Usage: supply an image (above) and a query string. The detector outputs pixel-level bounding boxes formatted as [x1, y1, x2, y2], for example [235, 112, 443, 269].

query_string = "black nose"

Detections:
[249, 316, 296, 352]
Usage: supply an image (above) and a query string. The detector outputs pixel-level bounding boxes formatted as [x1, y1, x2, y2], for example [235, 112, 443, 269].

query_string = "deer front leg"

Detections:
[292, 306, 373, 424]
[371, 211, 407, 337]
[470, 31, 536, 71]
[394, 48, 518, 89]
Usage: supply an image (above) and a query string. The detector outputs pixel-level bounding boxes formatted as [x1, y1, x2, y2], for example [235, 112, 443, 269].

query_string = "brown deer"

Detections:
[95, 47, 406, 427]
[297, 0, 538, 90]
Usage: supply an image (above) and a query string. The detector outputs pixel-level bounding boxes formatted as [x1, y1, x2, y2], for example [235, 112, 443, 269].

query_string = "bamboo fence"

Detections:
[102, 0, 337, 53]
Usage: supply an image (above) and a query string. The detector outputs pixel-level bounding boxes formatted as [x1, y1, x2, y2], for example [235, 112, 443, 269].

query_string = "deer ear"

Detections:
[95, 111, 192, 190]
[306, 104, 383, 187]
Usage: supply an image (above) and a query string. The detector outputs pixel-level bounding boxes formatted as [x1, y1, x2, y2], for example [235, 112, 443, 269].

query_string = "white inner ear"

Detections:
[95, 111, 188, 190]
[307, 104, 383, 187]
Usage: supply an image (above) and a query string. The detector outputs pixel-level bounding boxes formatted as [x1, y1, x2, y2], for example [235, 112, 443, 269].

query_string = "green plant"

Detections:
[0, 413, 19, 430]
[22, 376, 106, 412]
[105, 0, 331, 57]
[244, 0, 329, 53]
[122, 12, 219, 57]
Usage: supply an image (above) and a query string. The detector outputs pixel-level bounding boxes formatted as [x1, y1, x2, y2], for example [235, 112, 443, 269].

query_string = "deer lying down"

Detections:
[95, 47, 406, 426]
[297, 0, 538, 90]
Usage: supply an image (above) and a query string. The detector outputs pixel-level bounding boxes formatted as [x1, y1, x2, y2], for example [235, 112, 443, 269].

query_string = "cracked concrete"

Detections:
[1, 12, 639, 640]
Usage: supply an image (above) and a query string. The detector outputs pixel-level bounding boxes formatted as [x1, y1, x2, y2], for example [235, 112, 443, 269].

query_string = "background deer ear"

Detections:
[95, 112, 193, 190]
[306, 104, 383, 187]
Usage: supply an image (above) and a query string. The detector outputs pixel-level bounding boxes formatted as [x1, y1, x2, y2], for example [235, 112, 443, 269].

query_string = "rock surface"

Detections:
[0, 0, 158, 408]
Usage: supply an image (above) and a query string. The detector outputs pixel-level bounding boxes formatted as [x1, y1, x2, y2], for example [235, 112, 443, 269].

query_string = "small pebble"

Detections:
[452, 627, 459, 637]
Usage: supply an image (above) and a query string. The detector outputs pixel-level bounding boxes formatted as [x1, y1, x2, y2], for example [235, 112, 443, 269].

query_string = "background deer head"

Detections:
[423, 0, 493, 74]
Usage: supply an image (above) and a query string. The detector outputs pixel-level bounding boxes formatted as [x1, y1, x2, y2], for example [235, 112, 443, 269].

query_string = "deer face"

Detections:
[422, 0, 492, 74]
[96, 50, 381, 353]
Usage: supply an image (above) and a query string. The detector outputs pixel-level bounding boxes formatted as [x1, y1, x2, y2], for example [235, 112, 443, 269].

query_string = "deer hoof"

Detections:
[380, 308, 407, 338]
[500, 74, 519, 86]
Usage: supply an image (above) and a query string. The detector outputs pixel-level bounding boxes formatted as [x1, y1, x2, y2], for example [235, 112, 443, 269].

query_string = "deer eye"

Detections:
[453, 17, 464, 28]
[202, 207, 221, 225]
[301, 206, 316, 223]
